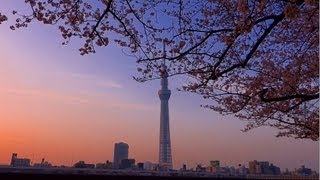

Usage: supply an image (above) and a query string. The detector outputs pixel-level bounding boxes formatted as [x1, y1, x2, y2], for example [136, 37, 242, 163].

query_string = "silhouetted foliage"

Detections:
[2, 0, 318, 140]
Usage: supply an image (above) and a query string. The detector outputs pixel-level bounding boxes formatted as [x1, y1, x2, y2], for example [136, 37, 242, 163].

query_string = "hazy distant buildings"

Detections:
[210, 160, 220, 168]
[113, 142, 129, 168]
[73, 161, 95, 169]
[120, 158, 135, 169]
[180, 164, 187, 171]
[238, 164, 248, 175]
[10, 153, 30, 167]
[96, 160, 113, 169]
[248, 160, 280, 175]
[296, 165, 312, 176]
[33, 158, 52, 168]
[137, 162, 144, 170]
[269, 163, 281, 175]
[248, 161, 256, 174]
[195, 164, 206, 172]
[143, 161, 153, 171]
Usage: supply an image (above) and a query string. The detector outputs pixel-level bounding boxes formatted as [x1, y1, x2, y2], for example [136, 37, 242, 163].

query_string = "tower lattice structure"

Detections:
[158, 64, 172, 170]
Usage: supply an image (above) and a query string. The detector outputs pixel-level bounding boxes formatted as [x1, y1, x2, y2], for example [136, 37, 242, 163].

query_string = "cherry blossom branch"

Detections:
[137, 28, 233, 63]
[259, 89, 319, 102]
[125, 0, 167, 32]
[216, 13, 285, 77]
[89, 0, 113, 38]
[108, 10, 148, 58]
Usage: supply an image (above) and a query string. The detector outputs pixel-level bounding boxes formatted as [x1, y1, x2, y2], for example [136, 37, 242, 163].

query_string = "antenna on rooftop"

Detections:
[71, 154, 74, 167]
[31, 153, 34, 165]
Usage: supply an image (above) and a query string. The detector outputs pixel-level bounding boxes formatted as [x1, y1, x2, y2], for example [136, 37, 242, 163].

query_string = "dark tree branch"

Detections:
[89, 0, 113, 38]
[254, 14, 282, 24]
[125, 0, 167, 31]
[259, 89, 319, 102]
[108, 10, 148, 58]
[216, 13, 285, 77]
[138, 28, 233, 63]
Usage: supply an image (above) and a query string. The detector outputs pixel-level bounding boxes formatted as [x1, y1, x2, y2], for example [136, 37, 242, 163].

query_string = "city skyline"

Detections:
[0, 1, 318, 172]
[2, 152, 318, 178]
[1, 149, 317, 173]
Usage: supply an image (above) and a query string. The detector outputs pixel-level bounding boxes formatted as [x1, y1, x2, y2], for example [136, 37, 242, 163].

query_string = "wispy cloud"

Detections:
[0, 87, 157, 111]
[57, 71, 123, 89]
[110, 102, 158, 111]
[96, 80, 123, 89]
[0, 87, 89, 105]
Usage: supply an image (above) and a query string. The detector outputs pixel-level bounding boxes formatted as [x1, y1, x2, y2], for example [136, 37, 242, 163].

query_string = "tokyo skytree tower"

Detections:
[158, 62, 173, 170]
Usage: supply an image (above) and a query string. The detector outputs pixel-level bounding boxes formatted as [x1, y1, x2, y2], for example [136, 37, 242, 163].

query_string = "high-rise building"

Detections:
[158, 63, 173, 170]
[113, 142, 129, 167]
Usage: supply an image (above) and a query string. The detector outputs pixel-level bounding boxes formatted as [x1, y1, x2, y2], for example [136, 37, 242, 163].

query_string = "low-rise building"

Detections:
[248, 160, 281, 175]
[73, 161, 95, 169]
[33, 158, 52, 168]
[296, 165, 312, 176]
[96, 160, 113, 169]
[10, 153, 31, 167]
[120, 158, 135, 169]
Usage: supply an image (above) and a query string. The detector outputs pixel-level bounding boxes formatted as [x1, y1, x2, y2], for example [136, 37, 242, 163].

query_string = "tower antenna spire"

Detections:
[163, 40, 166, 62]
[160, 41, 168, 78]
[163, 40, 168, 70]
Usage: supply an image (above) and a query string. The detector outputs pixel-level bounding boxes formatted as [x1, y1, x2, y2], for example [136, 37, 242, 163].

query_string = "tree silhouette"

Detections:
[3, 0, 319, 140]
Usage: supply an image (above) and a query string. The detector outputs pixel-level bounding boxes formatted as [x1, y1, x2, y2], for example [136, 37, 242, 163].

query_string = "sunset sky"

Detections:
[0, 1, 318, 171]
